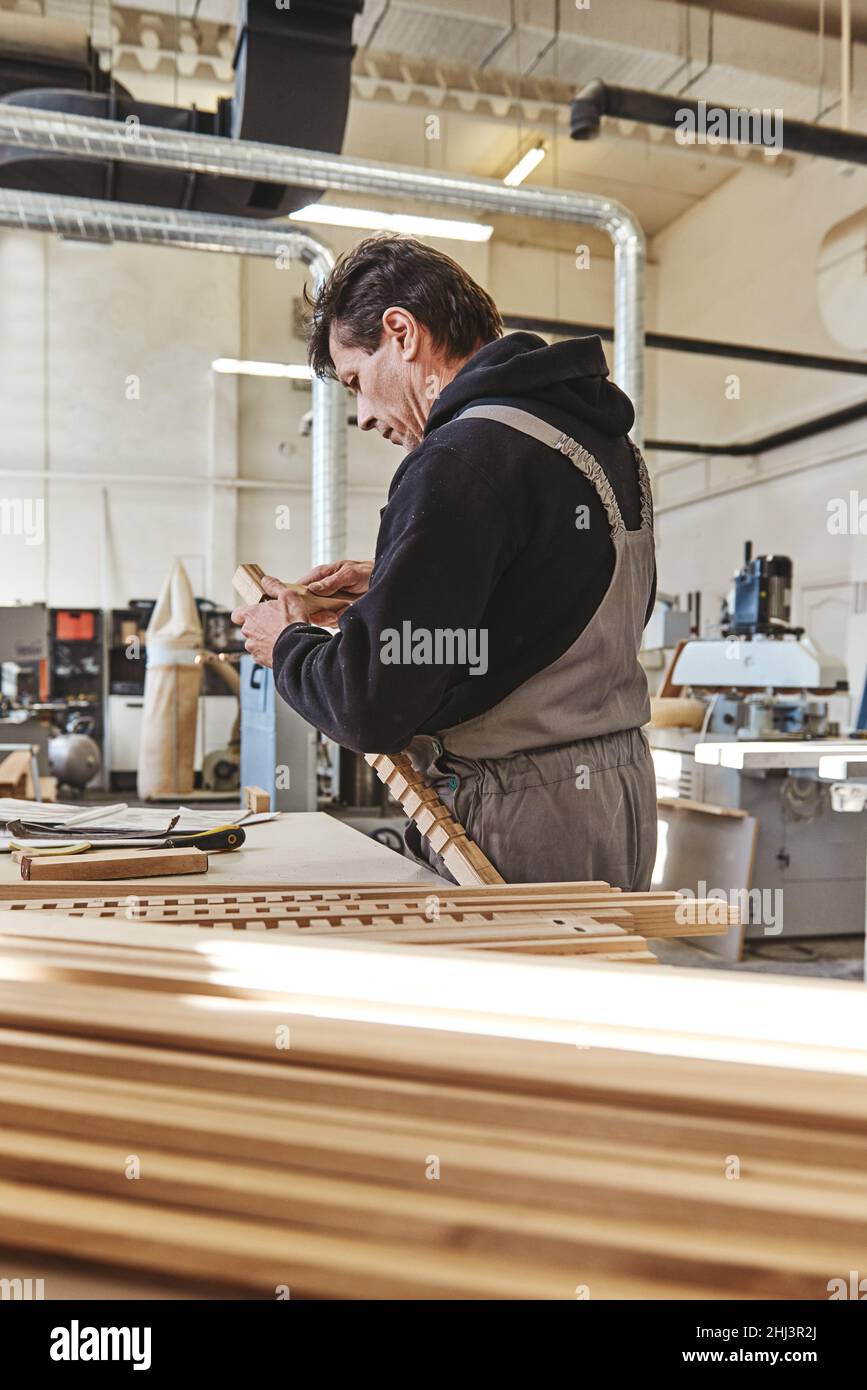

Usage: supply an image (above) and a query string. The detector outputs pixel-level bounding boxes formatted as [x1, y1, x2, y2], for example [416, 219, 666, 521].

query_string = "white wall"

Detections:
[490, 241, 660, 439]
[649, 154, 867, 711]
[0, 232, 238, 608]
[652, 157, 867, 456]
[656, 426, 867, 720]
[0, 220, 529, 618]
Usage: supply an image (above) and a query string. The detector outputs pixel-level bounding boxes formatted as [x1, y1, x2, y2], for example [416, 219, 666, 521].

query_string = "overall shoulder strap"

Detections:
[628, 440, 655, 532]
[457, 403, 626, 538]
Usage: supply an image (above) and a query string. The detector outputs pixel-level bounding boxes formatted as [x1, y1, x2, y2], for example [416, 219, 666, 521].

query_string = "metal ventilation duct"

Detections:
[0, 105, 647, 443]
[0, 0, 364, 217]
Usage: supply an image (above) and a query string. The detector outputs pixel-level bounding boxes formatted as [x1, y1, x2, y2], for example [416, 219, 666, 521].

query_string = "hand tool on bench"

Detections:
[7, 826, 245, 854]
[233, 563, 503, 887]
[13, 823, 244, 880]
[159, 826, 245, 852]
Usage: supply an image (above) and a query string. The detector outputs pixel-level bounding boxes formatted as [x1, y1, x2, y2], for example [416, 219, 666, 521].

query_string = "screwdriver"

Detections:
[159, 826, 246, 852]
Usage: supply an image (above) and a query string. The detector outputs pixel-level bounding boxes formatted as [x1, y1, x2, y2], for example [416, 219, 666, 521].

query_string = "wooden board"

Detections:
[657, 797, 748, 819]
[19, 847, 209, 883]
[242, 786, 270, 814]
[649, 697, 705, 730]
[656, 639, 688, 698]
[0, 751, 32, 798]
[364, 752, 504, 887]
[0, 916, 862, 1299]
[36, 777, 57, 804]
[233, 564, 355, 614]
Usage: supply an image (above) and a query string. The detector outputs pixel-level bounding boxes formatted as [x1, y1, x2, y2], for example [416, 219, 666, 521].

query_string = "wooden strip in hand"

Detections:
[233, 561, 501, 886]
[233, 563, 355, 613]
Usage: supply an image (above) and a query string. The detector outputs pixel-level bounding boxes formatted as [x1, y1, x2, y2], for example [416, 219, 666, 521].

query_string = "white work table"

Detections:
[208, 812, 446, 887]
[817, 755, 867, 781]
[0, 811, 446, 892]
[694, 740, 867, 772]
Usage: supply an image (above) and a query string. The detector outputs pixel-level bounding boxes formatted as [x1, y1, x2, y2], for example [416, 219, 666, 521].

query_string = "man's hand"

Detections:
[295, 560, 373, 627]
[231, 576, 311, 668]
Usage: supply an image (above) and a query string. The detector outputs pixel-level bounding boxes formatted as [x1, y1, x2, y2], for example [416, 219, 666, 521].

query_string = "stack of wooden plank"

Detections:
[0, 880, 737, 962]
[0, 914, 864, 1299]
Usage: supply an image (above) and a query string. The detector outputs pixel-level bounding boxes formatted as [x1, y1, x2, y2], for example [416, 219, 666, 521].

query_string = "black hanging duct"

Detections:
[570, 79, 867, 166]
[504, 315, 867, 457]
[0, 0, 365, 217]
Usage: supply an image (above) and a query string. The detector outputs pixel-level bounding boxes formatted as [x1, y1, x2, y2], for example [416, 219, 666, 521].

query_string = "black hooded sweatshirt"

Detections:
[272, 332, 655, 754]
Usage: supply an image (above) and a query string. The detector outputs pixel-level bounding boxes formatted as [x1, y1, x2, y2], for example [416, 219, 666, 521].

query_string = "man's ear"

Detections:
[381, 306, 420, 360]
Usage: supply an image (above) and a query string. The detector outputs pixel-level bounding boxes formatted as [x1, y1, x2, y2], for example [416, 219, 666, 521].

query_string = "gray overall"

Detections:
[407, 404, 658, 889]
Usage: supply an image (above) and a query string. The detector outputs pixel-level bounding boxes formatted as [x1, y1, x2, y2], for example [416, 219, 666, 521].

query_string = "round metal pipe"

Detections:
[0, 104, 647, 444]
[0, 187, 347, 565]
[310, 372, 348, 567]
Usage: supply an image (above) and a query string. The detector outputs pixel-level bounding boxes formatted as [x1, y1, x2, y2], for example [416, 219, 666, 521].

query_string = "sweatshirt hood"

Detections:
[425, 331, 635, 439]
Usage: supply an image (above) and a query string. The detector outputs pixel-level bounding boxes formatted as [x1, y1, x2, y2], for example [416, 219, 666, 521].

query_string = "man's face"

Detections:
[330, 322, 426, 450]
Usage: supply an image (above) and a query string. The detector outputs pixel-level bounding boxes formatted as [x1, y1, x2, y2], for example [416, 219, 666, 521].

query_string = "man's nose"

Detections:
[356, 398, 377, 431]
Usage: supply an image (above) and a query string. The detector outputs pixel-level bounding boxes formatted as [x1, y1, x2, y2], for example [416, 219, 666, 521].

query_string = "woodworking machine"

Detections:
[670, 543, 848, 741]
[649, 543, 863, 941]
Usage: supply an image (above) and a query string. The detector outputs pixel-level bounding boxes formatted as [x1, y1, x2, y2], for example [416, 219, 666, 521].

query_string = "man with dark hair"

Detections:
[233, 234, 657, 887]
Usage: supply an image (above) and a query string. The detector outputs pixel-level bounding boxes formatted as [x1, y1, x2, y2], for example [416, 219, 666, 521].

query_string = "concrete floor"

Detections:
[652, 933, 864, 981]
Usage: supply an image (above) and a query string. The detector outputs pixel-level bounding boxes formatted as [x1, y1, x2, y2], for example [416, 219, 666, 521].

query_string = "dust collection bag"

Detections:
[137, 560, 202, 799]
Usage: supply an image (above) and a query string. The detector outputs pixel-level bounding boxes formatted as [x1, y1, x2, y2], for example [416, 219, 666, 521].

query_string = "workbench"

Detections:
[0, 811, 445, 893]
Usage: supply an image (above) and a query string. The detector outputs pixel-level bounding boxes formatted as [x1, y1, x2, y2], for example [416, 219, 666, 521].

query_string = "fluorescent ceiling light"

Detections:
[212, 359, 312, 380]
[503, 144, 546, 187]
[289, 203, 494, 243]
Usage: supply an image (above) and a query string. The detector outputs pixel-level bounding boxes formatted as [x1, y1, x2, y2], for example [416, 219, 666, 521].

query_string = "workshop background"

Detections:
[1, 0, 867, 1316]
[1, 1, 863, 691]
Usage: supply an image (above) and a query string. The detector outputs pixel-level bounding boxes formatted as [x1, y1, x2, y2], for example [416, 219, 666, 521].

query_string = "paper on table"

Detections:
[0, 799, 82, 825]
[77, 806, 242, 831]
[0, 800, 279, 832]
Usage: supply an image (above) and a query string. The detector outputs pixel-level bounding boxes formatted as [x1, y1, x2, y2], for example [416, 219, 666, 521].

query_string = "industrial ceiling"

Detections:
[0, 0, 863, 257]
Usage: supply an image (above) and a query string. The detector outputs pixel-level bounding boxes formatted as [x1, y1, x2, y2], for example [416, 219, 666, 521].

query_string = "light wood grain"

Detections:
[19, 847, 209, 882]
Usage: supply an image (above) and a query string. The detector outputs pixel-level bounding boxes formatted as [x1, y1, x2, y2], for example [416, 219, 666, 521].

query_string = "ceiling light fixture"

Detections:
[211, 359, 313, 379]
[289, 203, 494, 242]
[503, 143, 546, 186]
